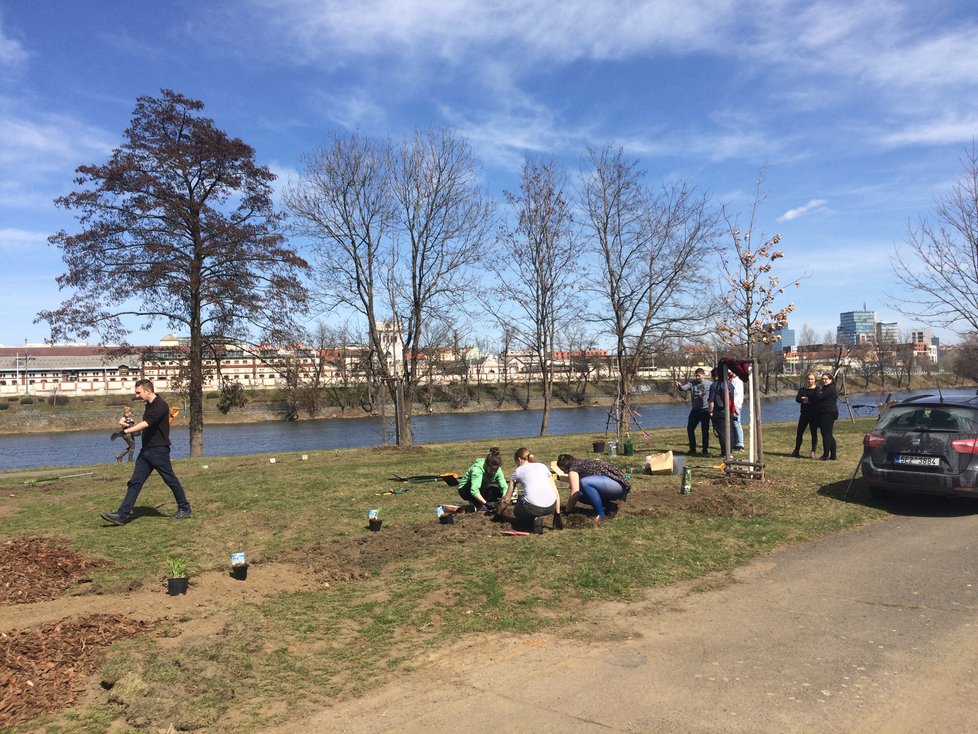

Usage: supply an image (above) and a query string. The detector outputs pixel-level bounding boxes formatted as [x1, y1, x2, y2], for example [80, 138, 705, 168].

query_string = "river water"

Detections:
[2, 388, 972, 472]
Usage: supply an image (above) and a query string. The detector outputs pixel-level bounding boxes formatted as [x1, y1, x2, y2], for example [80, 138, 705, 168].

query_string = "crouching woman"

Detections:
[457, 447, 506, 512]
[557, 454, 631, 522]
[499, 447, 560, 532]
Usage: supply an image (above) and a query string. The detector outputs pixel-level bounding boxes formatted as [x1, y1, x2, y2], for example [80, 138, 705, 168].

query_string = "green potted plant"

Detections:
[166, 557, 190, 596]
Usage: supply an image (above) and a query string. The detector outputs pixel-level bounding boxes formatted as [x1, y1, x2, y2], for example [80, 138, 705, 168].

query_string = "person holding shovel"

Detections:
[114, 405, 136, 462]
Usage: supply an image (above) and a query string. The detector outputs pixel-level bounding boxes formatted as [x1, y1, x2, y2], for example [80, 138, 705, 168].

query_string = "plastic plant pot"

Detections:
[167, 577, 189, 595]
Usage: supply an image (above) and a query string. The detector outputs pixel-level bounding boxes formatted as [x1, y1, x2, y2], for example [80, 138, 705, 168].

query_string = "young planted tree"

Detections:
[890, 145, 978, 335]
[39, 90, 308, 457]
[581, 146, 719, 441]
[492, 157, 580, 435]
[718, 174, 802, 362]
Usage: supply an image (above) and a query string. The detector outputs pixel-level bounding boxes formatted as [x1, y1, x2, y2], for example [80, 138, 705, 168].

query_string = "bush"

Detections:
[0, 403, 8, 410]
[46, 395, 69, 406]
[19, 397, 34, 405]
[206, 391, 220, 399]
[107, 398, 129, 407]
[81, 397, 96, 402]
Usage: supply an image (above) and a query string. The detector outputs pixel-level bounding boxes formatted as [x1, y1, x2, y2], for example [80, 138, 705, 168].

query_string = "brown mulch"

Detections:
[0, 613, 153, 729]
[0, 537, 108, 605]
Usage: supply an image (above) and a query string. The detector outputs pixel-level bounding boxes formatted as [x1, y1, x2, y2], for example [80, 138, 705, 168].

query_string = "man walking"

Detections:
[100, 379, 192, 525]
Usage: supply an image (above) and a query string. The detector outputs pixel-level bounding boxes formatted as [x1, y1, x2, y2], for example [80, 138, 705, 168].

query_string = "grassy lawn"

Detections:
[0, 418, 888, 732]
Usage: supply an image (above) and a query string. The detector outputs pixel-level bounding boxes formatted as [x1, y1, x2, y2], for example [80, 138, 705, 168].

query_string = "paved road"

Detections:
[276, 509, 978, 733]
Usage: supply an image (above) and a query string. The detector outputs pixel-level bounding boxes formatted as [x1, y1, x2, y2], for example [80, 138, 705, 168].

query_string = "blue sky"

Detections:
[1, 0, 976, 347]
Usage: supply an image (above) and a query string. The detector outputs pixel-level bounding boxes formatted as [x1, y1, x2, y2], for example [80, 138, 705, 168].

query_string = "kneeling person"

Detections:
[500, 447, 559, 533]
[457, 447, 506, 512]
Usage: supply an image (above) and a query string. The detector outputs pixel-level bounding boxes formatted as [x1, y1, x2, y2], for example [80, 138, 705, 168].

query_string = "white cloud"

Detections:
[245, 0, 740, 64]
[778, 198, 828, 222]
[0, 11, 29, 67]
[0, 106, 115, 210]
[0, 227, 47, 254]
[0, 109, 114, 171]
[879, 115, 978, 148]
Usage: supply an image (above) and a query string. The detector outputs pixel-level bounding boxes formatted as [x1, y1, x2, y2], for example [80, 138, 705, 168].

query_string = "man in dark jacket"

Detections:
[100, 379, 192, 525]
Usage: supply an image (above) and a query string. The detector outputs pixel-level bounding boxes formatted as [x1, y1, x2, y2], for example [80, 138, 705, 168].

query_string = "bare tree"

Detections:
[287, 127, 492, 444]
[947, 332, 978, 383]
[798, 324, 816, 348]
[581, 145, 719, 441]
[718, 174, 803, 364]
[387, 127, 495, 441]
[890, 145, 978, 335]
[39, 90, 308, 457]
[491, 157, 580, 435]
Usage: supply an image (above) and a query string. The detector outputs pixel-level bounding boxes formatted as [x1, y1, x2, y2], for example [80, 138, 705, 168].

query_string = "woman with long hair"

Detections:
[556, 453, 631, 522]
[457, 446, 506, 511]
[815, 372, 839, 461]
[790, 373, 819, 458]
[499, 447, 560, 533]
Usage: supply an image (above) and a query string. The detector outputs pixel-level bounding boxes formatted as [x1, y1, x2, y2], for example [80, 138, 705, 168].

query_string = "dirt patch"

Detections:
[0, 537, 109, 604]
[289, 477, 758, 584]
[0, 613, 153, 730]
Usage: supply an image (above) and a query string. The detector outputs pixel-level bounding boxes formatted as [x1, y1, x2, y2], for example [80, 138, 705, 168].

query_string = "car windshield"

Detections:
[877, 406, 978, 433]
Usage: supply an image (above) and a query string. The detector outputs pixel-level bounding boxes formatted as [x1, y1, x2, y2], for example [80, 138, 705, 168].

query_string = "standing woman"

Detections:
[790, 374, 819, 458]
[815, 372, 839, 461]
[556, 453, 631, 522]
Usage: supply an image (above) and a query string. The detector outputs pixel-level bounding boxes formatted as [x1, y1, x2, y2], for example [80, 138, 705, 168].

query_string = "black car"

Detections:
[860, 395, 978, 500]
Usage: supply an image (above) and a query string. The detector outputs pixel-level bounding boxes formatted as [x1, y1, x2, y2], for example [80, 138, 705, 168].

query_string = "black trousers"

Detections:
[817, 413, 837, 459]
[794, 413, 818, 453]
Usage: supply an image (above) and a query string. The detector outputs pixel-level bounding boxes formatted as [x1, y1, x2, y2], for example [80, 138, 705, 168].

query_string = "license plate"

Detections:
[894, 455, 940, 467]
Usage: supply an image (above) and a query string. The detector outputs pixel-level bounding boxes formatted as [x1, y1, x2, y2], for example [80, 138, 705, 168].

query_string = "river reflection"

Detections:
[1, 388, 971, 471]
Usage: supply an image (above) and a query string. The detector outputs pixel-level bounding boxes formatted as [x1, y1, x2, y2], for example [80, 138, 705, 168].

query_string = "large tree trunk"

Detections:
[188, 290, 204, 458]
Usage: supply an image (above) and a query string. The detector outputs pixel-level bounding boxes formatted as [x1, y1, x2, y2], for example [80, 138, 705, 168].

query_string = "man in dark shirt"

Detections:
[100, 379, 192, 525]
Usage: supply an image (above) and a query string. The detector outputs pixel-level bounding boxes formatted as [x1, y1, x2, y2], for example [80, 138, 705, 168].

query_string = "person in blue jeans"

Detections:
[100, 379, 192, 525]
[556, 454, 631, 522]
[676, 368, 710, 455]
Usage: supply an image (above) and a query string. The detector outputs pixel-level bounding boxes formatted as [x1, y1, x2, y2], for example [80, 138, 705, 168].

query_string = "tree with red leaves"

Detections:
[38, 90, 308, 457]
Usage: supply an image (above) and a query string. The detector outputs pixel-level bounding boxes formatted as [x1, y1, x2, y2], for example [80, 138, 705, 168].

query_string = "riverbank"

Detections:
[0, 376, 969, 436]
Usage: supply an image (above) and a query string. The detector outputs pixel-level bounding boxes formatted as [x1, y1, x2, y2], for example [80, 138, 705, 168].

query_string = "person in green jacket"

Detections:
[457, 447, 506, 512]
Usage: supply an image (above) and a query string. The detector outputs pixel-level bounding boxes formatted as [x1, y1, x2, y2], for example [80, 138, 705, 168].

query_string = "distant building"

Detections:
[875, 321, 899, 344]
[774, 326, 796, 351]
[837, 310, 877, 345]
[909, 328, 940, 364]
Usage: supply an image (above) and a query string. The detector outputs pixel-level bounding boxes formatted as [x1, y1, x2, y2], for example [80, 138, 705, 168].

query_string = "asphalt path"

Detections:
[273, 504, 978, 733]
